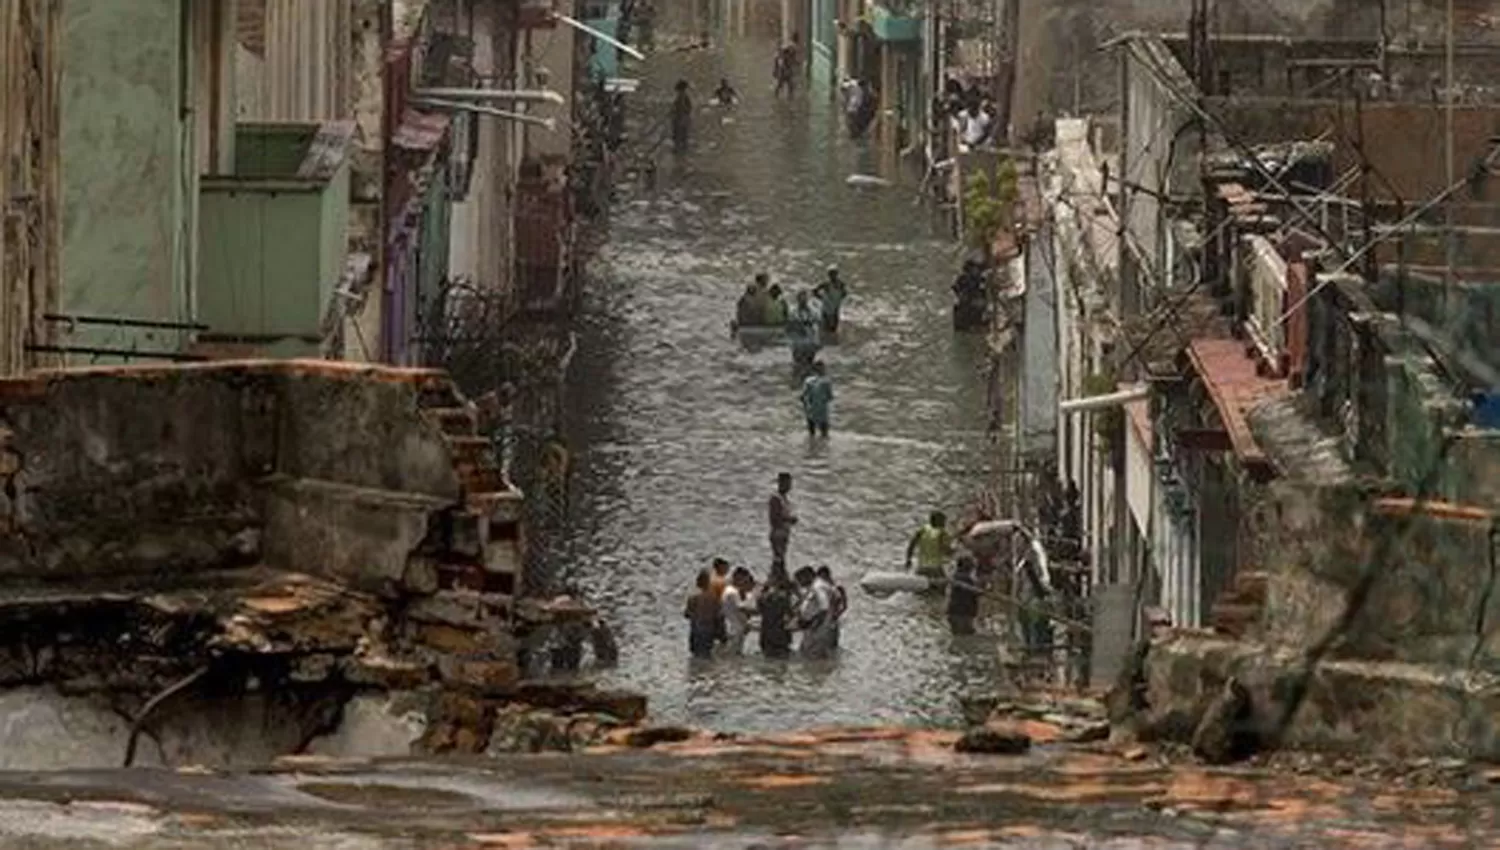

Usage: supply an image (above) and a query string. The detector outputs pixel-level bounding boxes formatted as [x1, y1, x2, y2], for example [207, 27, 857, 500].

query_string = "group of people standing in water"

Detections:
[735, 268, 847, 438]
[684, 473, 852, 662]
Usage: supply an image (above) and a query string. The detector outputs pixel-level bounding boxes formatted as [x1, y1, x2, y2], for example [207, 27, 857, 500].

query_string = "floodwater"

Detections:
[559, 31, 1009, 732]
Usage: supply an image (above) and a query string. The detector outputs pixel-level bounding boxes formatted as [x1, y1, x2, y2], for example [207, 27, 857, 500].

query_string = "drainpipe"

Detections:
[1058, 385, 1148, 413]
[413, 87, 565, 105]
[379, 0, 394, 364]
[179, 0, 197, 351]
[413, 97, 558, 130]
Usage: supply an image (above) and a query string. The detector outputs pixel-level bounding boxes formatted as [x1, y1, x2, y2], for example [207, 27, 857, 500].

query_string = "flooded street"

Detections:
[560, 33, 1008, 732]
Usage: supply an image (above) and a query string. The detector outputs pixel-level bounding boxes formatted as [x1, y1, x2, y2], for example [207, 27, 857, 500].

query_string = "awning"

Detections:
[1184, 338, 1290, 468]
[392, 108, 451, 151]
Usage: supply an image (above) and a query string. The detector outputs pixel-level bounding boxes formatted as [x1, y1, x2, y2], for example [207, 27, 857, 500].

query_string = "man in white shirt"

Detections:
[720, 567, 757, 656]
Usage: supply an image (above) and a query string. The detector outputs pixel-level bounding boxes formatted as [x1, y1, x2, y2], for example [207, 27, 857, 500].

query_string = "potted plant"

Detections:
[962, 157, 1018, 261]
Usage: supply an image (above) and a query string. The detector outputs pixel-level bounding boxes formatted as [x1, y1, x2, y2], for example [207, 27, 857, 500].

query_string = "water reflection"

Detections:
[559, 33, 1002, 732]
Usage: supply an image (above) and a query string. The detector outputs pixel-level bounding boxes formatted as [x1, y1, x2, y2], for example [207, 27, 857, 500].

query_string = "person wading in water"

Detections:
[813, 266, 848, 333]
[768, 472, 798, 562]
[721, 567, 757, 656]
[905, 510, 954, 582]
[670, 79, 693, 155]
[947, 556, 981, 635]
[684, 570, 719, 659]
[757, 560, 796, 659]
[773, 35, 799, 97]
[799, 360, 834, 439]
[794, 566, 836, 659]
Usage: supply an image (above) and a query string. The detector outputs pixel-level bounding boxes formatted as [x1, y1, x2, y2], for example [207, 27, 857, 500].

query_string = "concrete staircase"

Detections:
[414, 376, 526, 616]
[1208, 570, 1269, 639]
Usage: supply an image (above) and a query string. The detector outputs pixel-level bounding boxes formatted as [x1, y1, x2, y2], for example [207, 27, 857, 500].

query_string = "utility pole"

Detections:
[1443, 0, 1455, 323]
[994, 0, 1020, 142]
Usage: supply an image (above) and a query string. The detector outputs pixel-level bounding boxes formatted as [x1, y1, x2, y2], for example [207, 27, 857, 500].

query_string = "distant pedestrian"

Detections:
[768, 472, 798, 561]
[813, 266, 848, 333]
[799, 361, 834, 438]
[713, 77, 740, 107]
[773, 35, 799, 97]
[670, 79, 692, 154]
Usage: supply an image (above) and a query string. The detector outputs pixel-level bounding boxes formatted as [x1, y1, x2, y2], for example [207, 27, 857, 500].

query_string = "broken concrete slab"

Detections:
[1141, 632, 1500, 762]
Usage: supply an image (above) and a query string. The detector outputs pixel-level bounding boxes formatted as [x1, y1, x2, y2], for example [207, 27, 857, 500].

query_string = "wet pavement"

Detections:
[560, 32, 1007, 731]
[0, 730, 1495, 848]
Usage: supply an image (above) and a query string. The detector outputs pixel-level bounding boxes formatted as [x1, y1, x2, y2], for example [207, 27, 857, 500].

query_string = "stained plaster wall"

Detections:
[59, 0, 193, 354]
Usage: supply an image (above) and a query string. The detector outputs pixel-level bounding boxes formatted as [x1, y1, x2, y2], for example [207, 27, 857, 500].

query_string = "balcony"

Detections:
[195, 122, 354, 358]
[870, 3, 921, 42]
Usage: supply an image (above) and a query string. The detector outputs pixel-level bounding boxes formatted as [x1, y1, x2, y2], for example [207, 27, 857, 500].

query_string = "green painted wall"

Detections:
[197, 167, 350, 353]
[60, 0, 191, 355]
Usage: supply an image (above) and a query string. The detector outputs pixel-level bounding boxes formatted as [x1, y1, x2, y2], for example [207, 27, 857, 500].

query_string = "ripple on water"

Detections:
[559, 34, 1003, 732]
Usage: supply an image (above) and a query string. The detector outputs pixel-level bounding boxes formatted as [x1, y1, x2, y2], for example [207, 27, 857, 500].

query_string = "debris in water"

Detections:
[846, 174, 891, 188]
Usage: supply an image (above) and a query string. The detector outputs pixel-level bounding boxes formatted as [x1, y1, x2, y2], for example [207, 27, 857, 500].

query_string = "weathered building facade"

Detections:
[1037, 25, 1500, 757]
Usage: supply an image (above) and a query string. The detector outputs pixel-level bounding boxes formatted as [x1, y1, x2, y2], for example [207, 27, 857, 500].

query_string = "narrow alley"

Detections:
[560, 30, 1007, 731]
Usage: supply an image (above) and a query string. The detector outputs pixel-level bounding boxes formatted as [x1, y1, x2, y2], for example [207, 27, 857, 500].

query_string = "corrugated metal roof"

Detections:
[1186, 338, 1291, 468]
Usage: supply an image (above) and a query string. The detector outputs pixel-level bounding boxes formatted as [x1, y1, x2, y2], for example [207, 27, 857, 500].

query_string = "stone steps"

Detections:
[406, 371, 527, 613]
[1209, 571, 1269, 638]
[423, 405, 480, 437]
[445, 435, 492, 466]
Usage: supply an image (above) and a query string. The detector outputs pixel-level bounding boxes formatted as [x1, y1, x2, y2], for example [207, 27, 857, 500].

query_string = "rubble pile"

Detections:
[422, 684, 648, 755]
[959, 691, 1112, 749]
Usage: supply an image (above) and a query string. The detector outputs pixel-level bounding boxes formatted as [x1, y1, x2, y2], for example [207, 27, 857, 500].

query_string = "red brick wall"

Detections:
[1207, 98, 1500, 203]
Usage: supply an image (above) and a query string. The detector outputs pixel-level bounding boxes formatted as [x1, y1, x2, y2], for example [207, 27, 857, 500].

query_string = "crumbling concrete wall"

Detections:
[0, 361, 459, 586]
[0, 368, 269, 581]
[1256, 481, 1500, 671]
[1142, 633, 1500, 761]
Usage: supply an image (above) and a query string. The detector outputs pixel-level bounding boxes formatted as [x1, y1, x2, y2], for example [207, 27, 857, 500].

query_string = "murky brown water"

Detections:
[559, 31, 1010, 731]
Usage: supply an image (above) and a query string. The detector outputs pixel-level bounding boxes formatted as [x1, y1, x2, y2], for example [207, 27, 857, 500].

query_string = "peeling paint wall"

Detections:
[59, 0, 192, 353]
